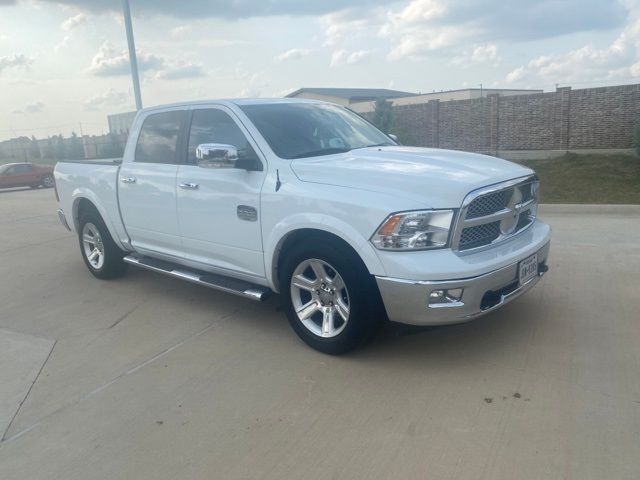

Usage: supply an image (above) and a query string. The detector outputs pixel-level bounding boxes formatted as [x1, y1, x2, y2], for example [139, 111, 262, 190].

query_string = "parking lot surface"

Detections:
[0, 188, 639, 479]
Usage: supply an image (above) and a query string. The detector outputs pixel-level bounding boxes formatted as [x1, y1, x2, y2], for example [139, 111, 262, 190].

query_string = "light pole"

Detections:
[122, 0, 142, 110]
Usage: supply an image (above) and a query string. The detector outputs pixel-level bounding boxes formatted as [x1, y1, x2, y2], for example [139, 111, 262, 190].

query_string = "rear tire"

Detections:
[78, 210, 127, 279]
[279, 238, 383, 354]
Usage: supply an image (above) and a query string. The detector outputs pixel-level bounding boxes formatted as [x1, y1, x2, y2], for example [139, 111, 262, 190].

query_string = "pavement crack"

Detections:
[108, 305, 139, 329]
[1, 340, 56, 443]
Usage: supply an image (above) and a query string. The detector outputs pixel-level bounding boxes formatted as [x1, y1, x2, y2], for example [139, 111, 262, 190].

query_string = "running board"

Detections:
[123, 254, 272, 301]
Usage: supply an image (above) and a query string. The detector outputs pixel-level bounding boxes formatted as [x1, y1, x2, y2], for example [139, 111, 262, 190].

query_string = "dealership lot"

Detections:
[0, 188, 639, 479]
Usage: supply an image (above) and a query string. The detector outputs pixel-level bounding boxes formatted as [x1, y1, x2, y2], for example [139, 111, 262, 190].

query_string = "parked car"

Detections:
[0, 162, 55, 189]
[54, 99, 551, 354]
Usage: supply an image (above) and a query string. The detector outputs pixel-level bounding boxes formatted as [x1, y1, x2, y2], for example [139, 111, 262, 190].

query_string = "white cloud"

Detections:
[171, 25, 192, 38]
[380, 0, 628, 61]
[320, 8, 383, 46]
[470, 44, 498, 63]
[236, 87, 262, 98]
[88, 42, 206, 79]
[233, 67, 268, 98]
[13, 101, 44, 114]
[451, 43, 500, 66]
[330, 49, 371, 67]
[61, 12, 88, 31]
[88, 41, 165, 76]
[0, 54, 33, 74]
[156, 59, 206, 79]
[83, 89, 129, 111]
[274, 48, 311, 62]
[505, 11, 640, 85]
[25, 101, 44, 113]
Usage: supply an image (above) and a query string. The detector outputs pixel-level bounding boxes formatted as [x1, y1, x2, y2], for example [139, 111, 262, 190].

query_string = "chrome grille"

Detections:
[466, 190, 508, 219]
[453, 176, 538, 252]
[459, 221, 501, 250]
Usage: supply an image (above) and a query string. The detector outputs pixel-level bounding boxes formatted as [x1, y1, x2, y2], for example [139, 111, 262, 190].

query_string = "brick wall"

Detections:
[383, 83, 640, 152]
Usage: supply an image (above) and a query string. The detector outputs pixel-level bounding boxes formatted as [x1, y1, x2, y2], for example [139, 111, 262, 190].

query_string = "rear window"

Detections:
[134, 111, 185, 164]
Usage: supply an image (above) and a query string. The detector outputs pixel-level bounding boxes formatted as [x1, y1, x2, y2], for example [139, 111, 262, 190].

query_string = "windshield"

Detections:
[239, 103, 395, 159]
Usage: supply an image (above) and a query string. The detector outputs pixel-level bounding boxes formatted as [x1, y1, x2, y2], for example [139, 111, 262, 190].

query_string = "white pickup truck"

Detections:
[54, 98, 550, 353]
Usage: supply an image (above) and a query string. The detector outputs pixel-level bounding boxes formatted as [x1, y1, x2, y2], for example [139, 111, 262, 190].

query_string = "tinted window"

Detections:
[135, 111, 185, 164]
[240, 103, 393, 159]
[14, 164, 32, 173]
[187, 108, 259, 166]
[6, 164, 31, 174]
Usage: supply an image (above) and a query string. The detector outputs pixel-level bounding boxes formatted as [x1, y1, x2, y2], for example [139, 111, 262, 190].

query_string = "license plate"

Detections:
[518, 254, 538, 285]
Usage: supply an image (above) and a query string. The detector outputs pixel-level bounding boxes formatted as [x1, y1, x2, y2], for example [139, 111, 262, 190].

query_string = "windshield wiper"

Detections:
[352, 143, 395, 150]
[290, 148, 351, 159]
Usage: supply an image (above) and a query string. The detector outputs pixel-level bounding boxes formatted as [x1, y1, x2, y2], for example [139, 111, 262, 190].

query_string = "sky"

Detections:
[0, 0, 639, 138]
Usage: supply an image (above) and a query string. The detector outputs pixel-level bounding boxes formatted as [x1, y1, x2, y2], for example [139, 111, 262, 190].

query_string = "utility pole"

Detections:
[122, 0, 142, 110]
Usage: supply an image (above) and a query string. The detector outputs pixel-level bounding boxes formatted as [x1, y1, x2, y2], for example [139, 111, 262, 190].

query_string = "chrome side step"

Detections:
[123, 254, 272, 301]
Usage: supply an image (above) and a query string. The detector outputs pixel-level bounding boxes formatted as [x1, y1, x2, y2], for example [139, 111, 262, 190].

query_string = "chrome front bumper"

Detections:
[375, 241, 550, 326]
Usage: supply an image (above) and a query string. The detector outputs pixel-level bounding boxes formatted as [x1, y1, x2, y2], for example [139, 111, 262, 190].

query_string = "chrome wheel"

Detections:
[43, 175, 54, 188]
[290, 258, 350, 338]
[82, 222, 105, 270]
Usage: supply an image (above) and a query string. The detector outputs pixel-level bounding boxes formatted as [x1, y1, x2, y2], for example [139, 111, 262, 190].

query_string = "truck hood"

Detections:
[290, 146, 533, 208]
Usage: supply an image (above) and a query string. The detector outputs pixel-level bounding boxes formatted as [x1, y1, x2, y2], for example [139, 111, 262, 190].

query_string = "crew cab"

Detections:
[54, 98, 551, 354]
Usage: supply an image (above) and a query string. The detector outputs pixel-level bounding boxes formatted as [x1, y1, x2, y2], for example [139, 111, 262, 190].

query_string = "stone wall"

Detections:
[381, 84, 640, 153]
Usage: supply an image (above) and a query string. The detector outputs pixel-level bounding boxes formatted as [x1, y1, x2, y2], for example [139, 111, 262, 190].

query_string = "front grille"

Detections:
[454, 176, 538, 252]
[466, 190, 507, 219]
[459, 221, 501, 250]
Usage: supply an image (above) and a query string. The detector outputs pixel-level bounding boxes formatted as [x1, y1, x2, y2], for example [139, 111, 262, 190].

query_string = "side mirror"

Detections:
[195, 143, 238, 168]
[388, 133, 399, 143]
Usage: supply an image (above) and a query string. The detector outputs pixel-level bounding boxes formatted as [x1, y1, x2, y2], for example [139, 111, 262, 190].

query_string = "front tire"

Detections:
[280, 239, 382, 354]
[78, 210, 127, 279]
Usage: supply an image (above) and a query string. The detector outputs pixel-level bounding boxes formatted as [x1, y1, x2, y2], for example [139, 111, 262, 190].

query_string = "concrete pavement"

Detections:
[0, 188, 639, 479]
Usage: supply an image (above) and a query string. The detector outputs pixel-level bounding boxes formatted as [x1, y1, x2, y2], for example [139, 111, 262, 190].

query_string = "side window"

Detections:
[187, 108, 260, 167]
[135, 111, 185, 164]
[17, 164, 32, 173]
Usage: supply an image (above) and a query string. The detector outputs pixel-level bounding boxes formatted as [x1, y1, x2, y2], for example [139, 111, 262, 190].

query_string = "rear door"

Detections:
[176, 106, 267, 278]
[118, 109, 187, 258]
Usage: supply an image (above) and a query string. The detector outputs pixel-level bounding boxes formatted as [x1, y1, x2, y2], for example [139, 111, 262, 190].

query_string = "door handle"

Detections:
[179, 182, 199, 190]
[121, 177, 137, 184]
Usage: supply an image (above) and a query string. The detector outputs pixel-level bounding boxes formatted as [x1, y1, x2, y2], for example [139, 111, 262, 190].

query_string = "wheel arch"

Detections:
[269, 226, 385, 293]
[71, 195, 128, 251]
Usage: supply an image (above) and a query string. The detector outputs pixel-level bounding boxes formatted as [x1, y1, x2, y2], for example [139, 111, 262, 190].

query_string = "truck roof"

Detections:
[139, 97, 325, 114]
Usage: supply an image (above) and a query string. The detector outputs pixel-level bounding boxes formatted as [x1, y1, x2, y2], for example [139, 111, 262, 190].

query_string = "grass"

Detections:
[516, 153, 640, 204]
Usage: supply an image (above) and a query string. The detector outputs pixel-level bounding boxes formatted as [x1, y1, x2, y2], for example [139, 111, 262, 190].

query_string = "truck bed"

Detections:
[54, 159, 126, 246]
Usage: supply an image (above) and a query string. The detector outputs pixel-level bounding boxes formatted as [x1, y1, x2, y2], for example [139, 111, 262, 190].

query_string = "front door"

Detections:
[176, 106, 266, 278]
[118, 109, 186, 258]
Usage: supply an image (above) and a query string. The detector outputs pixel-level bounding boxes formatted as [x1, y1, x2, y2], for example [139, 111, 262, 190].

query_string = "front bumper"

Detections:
[375, 241, 550, 326]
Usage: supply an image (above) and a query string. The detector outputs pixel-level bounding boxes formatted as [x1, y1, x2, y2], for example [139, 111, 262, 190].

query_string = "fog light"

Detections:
[428, 288, 464, 307]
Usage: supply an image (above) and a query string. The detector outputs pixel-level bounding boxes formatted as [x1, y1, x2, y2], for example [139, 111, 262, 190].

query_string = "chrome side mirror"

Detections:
[195, 143, 238, 168]
[388, 133, 399, 143]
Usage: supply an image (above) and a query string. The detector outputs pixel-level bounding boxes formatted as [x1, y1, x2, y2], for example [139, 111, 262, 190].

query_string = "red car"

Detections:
[0, 162, 55, 189]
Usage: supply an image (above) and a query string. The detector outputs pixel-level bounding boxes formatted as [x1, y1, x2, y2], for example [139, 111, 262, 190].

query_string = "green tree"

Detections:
[372, 97, 394, 134]
[67, 131, 85, 160]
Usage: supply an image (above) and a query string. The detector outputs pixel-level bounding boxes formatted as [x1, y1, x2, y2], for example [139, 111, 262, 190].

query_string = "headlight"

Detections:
[371, 210, 454, 250]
